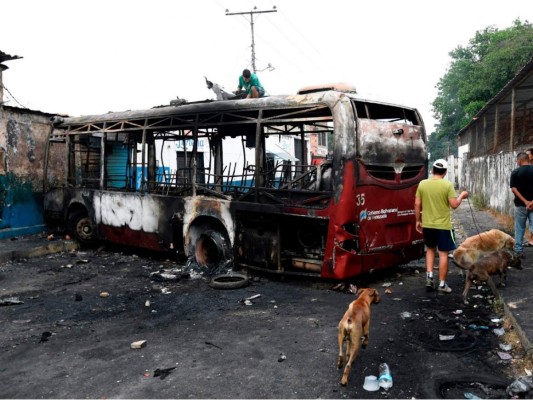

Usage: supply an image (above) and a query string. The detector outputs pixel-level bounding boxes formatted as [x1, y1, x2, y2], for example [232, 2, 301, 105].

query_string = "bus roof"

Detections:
[52, 89, 419, 128]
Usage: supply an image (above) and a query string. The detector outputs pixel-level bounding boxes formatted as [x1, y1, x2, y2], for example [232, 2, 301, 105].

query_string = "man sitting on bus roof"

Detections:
[237, 69, 265, 99]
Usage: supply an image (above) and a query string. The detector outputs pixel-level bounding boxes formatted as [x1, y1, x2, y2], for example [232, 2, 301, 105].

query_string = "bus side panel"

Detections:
[93, 192, 182, 252]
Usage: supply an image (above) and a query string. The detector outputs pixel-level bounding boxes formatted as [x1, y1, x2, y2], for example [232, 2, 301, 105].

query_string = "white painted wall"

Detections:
[460, 152, 517, 216]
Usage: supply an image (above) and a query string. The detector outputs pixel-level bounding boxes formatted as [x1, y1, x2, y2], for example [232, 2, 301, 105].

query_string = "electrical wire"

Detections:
[0, 83, 28, 109]
[264, 0, 336, 71]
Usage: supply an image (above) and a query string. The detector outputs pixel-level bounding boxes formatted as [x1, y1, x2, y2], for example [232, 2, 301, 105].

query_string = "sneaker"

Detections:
[425, 278, 434, 290]
[438, 284, 452, 294]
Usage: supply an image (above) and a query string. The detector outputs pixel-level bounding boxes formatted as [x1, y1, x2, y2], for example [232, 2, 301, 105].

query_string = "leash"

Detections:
[465, 196, 483, 237]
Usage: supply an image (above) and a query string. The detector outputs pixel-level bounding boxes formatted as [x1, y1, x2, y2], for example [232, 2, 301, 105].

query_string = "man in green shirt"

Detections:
[414, 159, 468, 293]
[238, 69, 265, 98]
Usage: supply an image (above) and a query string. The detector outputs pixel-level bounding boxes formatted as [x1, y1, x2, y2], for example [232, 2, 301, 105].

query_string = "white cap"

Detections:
[433, 159, 448, 169]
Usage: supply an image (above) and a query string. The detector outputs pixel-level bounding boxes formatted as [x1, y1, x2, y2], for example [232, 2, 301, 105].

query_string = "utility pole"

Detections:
[226, 6, 277, 73]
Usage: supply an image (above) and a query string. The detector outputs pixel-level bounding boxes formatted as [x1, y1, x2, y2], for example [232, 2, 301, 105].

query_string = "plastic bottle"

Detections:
[378, 363, 393, 390]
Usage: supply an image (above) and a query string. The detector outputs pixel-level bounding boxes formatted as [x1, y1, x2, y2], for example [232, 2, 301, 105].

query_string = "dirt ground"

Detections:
[0, 241, 524, 399]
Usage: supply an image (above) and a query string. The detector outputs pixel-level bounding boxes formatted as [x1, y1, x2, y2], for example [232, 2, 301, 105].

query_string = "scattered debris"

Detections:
[382, 282, 392, 288]
[499, 343, 512, 351]
[497, 351, 512, 360]
[468, 324, 489, 331]
[278, 353, 287, 362]
[145, 300, 151, 307]
[400, 311, 412, 319]
[205, 341, 222, 350]
[99, 291, 110, 298]
[153, 367, 176, 380]
[439, 331, 456, 341]
[150, 271, 180, 282]
[131, 340, 147, 349]
[39, 331, 52, 343]
[47, 234, 54, 241]
[331, 283, 357, 294]
[239, 294, 261, 305]
[493, 328, 505, 336]
[0, 297, 24, 306]
[507, 375, 533, 397]
[384, 288, 392, 294]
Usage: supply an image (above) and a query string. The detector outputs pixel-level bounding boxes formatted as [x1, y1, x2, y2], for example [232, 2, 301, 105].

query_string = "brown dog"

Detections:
[462, 249, 522, 304]
[453, 229, 515, 269]
[337, 288, 380, 386]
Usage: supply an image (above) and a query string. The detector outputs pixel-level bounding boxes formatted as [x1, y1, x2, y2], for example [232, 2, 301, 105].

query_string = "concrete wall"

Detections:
[0, 106, 55, 239]
[458, 152, 517, 216]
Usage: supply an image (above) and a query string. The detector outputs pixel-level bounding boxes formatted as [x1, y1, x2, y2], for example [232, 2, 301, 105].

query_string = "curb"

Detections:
[487, 277, 533, 362]
[0, 240, 80, 264]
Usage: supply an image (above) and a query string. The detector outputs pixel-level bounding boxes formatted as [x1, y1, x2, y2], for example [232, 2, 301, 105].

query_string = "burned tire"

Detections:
[68, 210, 96, 244]
[209, 273, 250, 290]
[422, 372, 510, 399]
[194, 230, 232, 268]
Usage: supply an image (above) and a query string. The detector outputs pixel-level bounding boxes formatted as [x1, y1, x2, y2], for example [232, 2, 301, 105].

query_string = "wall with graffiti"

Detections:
[0, 106, 56, 239]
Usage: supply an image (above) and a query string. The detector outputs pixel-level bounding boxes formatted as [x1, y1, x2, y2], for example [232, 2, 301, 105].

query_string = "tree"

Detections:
[432, 19, 533, 154]
[427, 133, 453, 161]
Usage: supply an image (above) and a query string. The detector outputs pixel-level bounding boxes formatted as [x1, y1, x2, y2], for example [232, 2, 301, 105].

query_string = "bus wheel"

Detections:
[209, 273, 250, 290]
[68, 211, 96, 244]
[194, 230, 232, 268]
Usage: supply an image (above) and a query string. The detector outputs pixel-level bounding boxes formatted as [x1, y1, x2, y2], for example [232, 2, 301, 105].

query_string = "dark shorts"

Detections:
[251, 86, 265, 97]
[422, 228, 457, 251]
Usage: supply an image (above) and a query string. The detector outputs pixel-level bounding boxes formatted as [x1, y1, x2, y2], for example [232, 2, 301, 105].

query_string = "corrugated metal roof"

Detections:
[458, 56, 533, 137]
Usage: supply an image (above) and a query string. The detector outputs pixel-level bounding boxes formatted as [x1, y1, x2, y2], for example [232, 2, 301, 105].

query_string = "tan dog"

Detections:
[462, 249, 522, 304]
[337, 288, 380, 386]
[453, 229, 515, 269]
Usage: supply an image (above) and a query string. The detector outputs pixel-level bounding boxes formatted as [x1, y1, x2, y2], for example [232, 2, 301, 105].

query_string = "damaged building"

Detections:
[0, 50, 60, 239]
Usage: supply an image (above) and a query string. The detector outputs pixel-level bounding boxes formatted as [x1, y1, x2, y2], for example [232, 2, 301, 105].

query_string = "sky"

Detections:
[1, 0, 531, 133]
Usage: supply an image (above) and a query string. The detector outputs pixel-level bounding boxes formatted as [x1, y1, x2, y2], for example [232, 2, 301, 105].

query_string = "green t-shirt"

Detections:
[238, 73, 264, 95]
[415, 178, 456, 229]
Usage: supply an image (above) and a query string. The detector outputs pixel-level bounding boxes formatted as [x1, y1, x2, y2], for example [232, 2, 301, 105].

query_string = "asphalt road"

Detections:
[0, 242, 520, 399]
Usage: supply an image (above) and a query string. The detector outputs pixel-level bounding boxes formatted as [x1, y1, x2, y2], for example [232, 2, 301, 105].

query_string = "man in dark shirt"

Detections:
[510, 151, 533, 257]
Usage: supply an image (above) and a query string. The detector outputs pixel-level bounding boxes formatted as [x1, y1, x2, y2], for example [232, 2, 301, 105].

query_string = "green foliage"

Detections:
[427, 134, 455, 162]
[432, 19, 533, 152]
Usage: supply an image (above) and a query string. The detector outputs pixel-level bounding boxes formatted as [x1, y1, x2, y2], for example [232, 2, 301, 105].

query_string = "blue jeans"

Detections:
[514, 205, 533, 254]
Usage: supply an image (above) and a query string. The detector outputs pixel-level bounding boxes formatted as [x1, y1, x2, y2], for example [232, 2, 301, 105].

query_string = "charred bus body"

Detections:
[44, 85, 427, 279]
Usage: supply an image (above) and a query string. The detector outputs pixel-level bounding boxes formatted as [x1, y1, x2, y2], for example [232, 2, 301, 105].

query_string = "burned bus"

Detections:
[43, 83, 427, 279]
